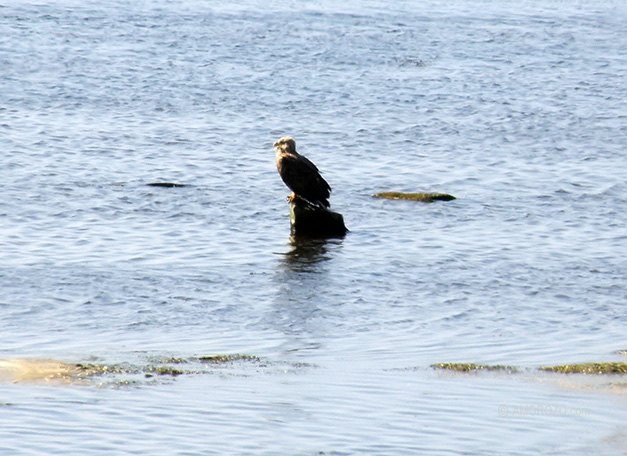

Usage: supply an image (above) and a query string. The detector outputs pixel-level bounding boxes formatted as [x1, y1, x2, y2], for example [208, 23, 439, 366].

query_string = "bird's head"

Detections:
[273, 137, 296, 154]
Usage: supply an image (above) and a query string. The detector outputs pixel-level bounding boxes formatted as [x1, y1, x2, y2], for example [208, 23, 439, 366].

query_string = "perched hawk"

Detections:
[274, 137, 331, 208]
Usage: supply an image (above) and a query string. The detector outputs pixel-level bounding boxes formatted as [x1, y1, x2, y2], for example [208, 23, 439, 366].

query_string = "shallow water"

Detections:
[1, 0, 627, 454]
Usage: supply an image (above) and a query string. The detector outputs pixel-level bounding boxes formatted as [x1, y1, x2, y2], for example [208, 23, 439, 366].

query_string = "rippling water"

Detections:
[1, 0, 627, 454]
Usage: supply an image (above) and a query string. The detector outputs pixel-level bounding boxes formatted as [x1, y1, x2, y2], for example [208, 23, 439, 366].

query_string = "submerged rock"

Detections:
[373, 191, 455, 202]
[0, 359, 86, 384]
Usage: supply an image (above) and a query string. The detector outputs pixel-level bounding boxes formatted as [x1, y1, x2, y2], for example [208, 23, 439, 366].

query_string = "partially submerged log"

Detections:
[374, 191, 455, 202]
[289, 198, 348, 238]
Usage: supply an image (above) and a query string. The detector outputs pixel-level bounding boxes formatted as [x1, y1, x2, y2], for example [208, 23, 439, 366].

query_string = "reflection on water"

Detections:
[281, 235, 338, 274]
[267, 236, 345, 340]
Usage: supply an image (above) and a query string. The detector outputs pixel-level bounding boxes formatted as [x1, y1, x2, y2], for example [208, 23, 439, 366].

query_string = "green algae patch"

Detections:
[150, 357, 189, 364]
[539, 362, 627, 375]
[145, 366, 186, 377]
[75, 363, 140, 376]
[196, 354, 261, 364]
[432, 363, 518, 373]
[0, 354, 304, 387]
[373, 192, 456, 202]
[433, 362, 627, 375]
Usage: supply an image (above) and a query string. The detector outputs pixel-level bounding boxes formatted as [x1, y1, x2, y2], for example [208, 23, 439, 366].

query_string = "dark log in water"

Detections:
[146, 182, 188, 188]
[289, 198, 348, 238]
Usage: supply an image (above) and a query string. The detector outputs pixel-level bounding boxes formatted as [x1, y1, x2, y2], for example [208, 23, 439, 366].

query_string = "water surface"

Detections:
[1, 0, 626, 454]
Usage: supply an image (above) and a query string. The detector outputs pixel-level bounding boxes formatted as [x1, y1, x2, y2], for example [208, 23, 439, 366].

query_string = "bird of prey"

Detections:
[274, 137, 331, 209]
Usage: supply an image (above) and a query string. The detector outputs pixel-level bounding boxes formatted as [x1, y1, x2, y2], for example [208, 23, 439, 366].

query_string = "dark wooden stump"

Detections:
[289, 198, 348, 238]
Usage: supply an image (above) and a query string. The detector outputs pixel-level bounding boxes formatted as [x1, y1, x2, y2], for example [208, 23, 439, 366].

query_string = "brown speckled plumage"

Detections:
[274, 137, 331, 208]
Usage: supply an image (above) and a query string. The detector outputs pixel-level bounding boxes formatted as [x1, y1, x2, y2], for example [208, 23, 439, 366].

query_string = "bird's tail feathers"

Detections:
[291, 195, 330, 210]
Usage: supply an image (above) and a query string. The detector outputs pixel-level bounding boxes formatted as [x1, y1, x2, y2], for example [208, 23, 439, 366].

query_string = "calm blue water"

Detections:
[1, 0, 627, 454]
